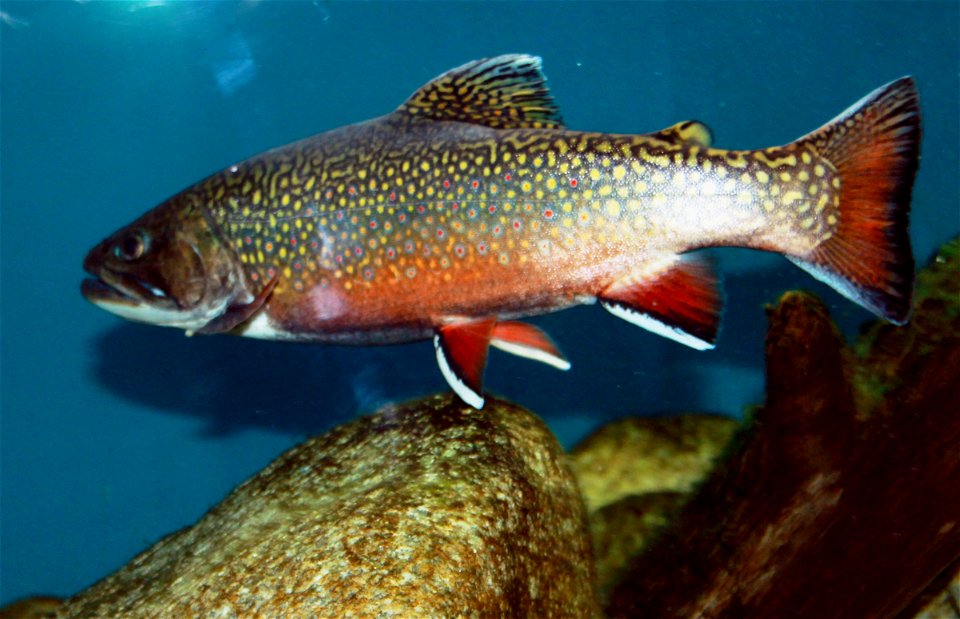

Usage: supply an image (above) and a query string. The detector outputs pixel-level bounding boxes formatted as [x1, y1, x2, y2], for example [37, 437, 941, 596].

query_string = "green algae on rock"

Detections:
[570, 414, 739, 515]
[56, 394, 600, 618]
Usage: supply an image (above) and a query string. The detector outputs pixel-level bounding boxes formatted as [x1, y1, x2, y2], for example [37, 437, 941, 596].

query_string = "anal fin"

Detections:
[599, 256, 721, 350]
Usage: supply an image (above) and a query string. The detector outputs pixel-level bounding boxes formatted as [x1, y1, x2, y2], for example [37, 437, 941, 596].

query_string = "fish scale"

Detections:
[82, 54, 920, 408]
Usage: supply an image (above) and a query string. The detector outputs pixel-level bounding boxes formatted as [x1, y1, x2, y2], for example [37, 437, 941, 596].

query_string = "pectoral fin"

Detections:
[599, 256, 721, 350]
[194, 275, 278, 335]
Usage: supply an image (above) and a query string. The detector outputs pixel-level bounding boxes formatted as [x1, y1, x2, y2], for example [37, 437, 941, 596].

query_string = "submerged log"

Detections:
[606, 239, 960, 618]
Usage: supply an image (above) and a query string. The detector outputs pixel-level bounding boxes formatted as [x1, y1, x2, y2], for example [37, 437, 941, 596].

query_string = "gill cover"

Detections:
[81, 196, 254, 332]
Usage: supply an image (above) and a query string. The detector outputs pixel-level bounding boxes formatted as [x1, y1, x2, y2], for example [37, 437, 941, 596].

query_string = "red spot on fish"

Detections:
[443, 180, 451, 189]
[294, 261, 303, 270]
[244, 236, 252, 245]
[452, 202, 459, 211]
[455, 244, 466, 257]
[513, 220, 522, 230]
[504, 173, 512, 182]
[386, 247, 396, 259]
[290, 238, 297, 246]
[335, 255, 343, 264]
[354, 247, 363, 256]
[488, 205, 497, 213]
[363, 267, 374, 281]
[251, 272, 260, 281]
[336, 212, 344, 221]
[570, 179, 578, 187]
[417, 205, 426, 214]
[305, 208, 314, 216]
[477, 242, 488, 254]
[294, 281, 304, 291]
[348, 185, 357, 195]
[267, 267, 276, 278]
[544, 209, 555, 219]
[437, 228, 445, 238]
[468, 208, 478, 219]
[369, 221, 377, 229]
[311, 240, 319, 249]
[398, 213, 407, 223]
[471, 180, 479, 189]
[389, 191, 397, 201]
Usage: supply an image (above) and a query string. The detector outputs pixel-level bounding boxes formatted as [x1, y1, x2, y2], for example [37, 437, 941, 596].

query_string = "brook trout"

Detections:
[82, 55, 920, 408]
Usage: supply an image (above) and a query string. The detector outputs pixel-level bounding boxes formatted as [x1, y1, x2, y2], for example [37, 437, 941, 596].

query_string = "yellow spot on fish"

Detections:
[612, 165, 626, 181]
[783, 190, 803, 205]
[606, 200, 621, 218]
[817, 193, 829, 212]
[756, 170, 769, 184]
[814, 164, 825, 177]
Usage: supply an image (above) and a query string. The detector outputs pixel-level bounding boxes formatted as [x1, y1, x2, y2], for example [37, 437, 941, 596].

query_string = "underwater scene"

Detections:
[2, 1, 958, 615]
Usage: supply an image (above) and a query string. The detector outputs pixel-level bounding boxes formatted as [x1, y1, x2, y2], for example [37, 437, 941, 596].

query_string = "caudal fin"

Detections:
[788, 77, 920, 325]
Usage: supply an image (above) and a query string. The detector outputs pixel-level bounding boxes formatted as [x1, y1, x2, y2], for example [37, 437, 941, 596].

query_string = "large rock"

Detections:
[569, 415, 739, 602]
[56, 394, 599, 618]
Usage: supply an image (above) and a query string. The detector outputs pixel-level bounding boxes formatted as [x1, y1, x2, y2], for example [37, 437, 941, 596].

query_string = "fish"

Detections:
[82, 55, 921, 409]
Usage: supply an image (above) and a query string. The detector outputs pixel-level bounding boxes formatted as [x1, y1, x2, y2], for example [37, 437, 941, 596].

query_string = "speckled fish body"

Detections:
[82, 55, 920, 408]
[208, 119, 834, 343]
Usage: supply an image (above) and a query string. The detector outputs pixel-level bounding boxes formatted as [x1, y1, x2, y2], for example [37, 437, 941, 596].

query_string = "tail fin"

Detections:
[788, 77, 920, 325]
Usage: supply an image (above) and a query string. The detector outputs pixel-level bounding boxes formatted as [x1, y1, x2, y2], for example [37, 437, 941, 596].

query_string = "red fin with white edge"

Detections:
[599, 256, 721, 350]
[491, 321, 571, 370]
[789, 77, 920, 324]
[434, 318, 496, 409]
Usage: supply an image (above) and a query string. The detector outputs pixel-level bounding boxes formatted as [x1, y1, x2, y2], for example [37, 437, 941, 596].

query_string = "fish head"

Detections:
[82, 194, 247, 332]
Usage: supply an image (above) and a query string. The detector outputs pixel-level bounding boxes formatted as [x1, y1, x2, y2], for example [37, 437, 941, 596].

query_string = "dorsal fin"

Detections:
[398, 54, 565, 129]
[647, 120, 714, 148]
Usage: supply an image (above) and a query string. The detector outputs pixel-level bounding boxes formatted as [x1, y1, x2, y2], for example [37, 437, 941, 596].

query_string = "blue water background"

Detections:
[2, 0, 957, 603]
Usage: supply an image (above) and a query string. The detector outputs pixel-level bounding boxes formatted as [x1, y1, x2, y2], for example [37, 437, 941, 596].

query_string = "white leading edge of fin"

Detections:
[490, 340, 572, 371]
[601, 301, 715, 351]
[433, 335, 485, 410]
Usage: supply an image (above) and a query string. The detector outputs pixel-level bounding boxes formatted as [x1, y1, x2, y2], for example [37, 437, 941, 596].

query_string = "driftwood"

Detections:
[606, 239, 960, 618]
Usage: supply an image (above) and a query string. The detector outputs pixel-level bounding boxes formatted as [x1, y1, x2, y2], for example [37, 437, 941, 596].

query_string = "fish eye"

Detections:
[114, 230, 150, 261]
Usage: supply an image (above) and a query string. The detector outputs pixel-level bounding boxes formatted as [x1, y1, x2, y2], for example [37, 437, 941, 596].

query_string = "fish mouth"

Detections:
[81, 270, 173, 308]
